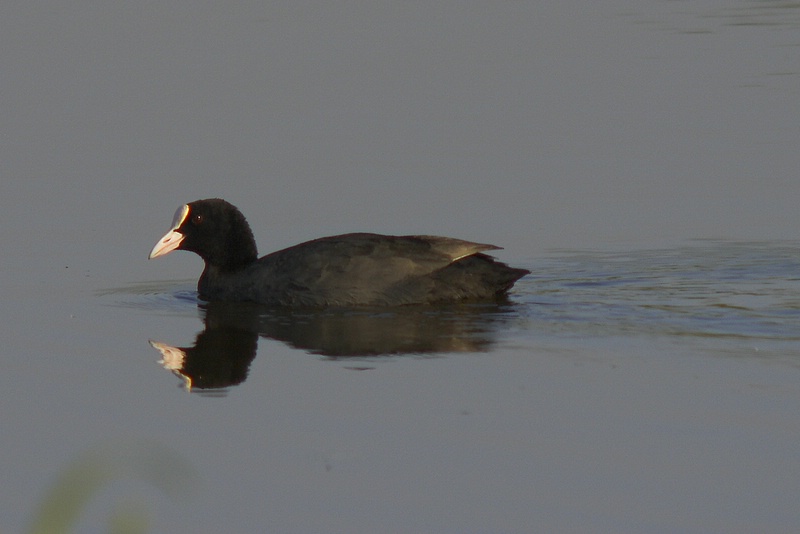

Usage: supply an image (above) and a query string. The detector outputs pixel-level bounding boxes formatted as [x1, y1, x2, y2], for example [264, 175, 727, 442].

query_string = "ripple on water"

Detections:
[96, 280, 200, 315]
[513, 240, 800, 345]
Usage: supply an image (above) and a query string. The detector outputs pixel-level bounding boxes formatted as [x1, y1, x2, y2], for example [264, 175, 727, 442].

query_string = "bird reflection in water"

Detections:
[149, 300, 520, 393]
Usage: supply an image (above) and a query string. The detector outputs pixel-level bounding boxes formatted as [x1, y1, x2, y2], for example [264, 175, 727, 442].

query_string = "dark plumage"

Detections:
[149, 198, 529, 307]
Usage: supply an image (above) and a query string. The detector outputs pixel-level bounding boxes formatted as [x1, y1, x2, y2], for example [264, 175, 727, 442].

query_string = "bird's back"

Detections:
[199, 233, 528, 306]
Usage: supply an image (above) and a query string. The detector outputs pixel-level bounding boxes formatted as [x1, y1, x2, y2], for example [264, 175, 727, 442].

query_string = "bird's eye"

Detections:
[192, 214, 204, 225]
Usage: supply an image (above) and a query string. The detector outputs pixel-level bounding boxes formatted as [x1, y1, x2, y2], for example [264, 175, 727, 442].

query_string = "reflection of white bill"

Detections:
[149, 340, 191, 391]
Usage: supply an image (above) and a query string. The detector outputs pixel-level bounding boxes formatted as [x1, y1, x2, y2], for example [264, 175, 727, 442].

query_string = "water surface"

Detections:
[2, 1, 800, 532]
[39, 241, 793, 533]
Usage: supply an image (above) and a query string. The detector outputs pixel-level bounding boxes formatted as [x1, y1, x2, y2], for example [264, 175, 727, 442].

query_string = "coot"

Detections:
[149, 198, 529, 306]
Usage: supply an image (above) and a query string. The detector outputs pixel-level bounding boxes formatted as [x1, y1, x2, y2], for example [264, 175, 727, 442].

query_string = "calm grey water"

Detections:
[7, 241, 800, 533]
[2, 1, 800, 533]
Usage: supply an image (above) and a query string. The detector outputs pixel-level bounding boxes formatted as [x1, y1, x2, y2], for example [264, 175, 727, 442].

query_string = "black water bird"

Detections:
[149, 198, 529, 307]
